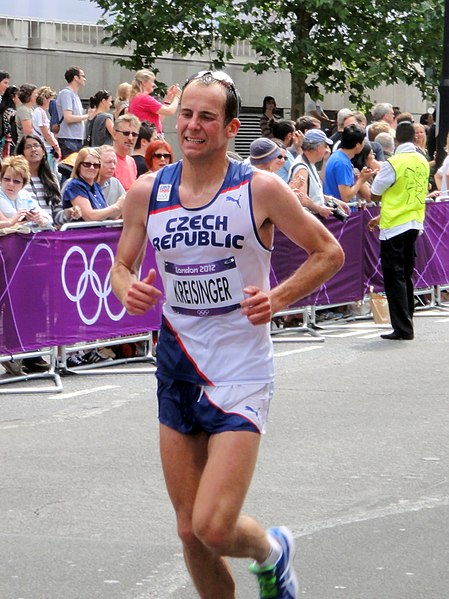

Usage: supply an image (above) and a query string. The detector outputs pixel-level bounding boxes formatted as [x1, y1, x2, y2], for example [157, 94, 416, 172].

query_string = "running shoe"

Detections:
[65, 351, 85, 368]
[249, 526, 298, 599]
[82, 349, 112, 365]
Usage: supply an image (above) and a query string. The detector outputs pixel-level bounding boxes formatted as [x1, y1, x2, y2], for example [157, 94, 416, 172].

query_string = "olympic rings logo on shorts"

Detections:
[61, 244, 127, 325]
[197, 310, 210, 317]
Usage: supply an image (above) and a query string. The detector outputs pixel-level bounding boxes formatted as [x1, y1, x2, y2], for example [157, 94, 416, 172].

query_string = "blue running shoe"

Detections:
[249, 526, 298, 598]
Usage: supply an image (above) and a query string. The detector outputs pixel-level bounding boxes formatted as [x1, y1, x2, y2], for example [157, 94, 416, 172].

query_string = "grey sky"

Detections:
[2, 0, 104, 23]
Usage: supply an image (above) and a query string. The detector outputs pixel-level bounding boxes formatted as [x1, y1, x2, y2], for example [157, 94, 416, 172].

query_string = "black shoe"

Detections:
[22, 357, 51, 372]
[380, 331, 414, 340]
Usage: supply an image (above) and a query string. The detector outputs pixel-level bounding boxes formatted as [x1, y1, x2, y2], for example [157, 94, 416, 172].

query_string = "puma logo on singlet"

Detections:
[226, 195, 241, 208]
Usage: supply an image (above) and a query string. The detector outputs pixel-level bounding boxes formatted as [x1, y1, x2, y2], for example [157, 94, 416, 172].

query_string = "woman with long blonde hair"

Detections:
[128, 69, 181, 135]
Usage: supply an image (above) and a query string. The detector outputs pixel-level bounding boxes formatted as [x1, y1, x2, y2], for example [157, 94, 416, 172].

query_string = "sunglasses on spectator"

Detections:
[154, 153, 171, 159]
[116, 130, 139, 138]
[2, 176, 23, 185]
[80, 161, 101, 169]
[277, 155, 287, 160]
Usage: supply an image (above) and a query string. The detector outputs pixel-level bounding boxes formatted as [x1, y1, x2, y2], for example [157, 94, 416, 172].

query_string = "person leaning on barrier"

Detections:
[289, 129, 350, 220]
[0, 155, 52, 230]
[16, 134, 81, 227]
[324, 124, 375, 204]
[62, 147, 123, 221]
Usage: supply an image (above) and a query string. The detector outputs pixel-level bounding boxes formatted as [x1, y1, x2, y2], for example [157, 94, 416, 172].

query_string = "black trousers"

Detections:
[380, 229, 419, 338]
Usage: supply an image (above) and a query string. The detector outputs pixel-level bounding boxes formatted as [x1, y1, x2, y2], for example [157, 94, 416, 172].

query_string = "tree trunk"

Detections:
[291, 72, 306, 120]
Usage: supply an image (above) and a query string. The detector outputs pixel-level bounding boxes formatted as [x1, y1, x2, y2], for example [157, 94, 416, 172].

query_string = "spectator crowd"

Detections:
[0, 65, 446, 374]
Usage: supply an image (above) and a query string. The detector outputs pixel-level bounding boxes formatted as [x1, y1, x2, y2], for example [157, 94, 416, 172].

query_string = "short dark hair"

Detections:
[135, 121, 157, 149]
[271, 119, 294, 142]
[65, 66, 82, 83]
[340, 124, 366, 150]
[395, 121, 415, 144]
[0, 70, 10, 82]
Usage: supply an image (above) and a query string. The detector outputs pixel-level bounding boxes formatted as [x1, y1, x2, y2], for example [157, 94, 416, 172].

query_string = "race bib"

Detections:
[164, 256, 244, 317]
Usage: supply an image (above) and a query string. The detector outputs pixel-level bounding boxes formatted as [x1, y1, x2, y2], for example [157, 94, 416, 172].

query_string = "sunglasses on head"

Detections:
[186, 70, 238, 99]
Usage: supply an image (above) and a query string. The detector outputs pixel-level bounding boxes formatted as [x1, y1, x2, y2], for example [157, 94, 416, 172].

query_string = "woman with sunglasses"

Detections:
[16, 134, 81, 227]
[128, 69, 181, 135]
[62, 148, 123, 221]
[144, 139, 174, 173]
[85, 90, 114, 147]
[0, 155, 51, 229]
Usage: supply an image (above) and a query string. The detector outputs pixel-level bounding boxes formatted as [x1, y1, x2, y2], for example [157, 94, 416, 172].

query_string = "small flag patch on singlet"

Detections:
[157, 184, 172, 202]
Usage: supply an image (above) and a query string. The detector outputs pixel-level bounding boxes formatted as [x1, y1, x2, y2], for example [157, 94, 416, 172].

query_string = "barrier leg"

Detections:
[271, 308, 325, 343]
[0, 347, 63, 394]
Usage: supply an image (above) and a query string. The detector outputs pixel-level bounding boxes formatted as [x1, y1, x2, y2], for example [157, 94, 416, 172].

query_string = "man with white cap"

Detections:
[289, 129, 350, 219]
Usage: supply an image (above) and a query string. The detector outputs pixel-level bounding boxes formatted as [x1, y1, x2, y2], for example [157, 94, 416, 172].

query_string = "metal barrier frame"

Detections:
[58, 332, 156, 376]
[0, 347, 62, 394]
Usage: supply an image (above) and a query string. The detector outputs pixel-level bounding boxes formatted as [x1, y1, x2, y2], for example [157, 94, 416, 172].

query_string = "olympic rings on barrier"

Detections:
[61, 244, 127, 325]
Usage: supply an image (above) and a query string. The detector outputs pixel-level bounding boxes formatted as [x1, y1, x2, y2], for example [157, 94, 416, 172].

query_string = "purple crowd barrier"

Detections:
[271, 211, 364, 308]
[2, 203, 449, 356]
[363, 203, 449, 293]
[272, 202, 449, 307]
[0, 228, 163, 356]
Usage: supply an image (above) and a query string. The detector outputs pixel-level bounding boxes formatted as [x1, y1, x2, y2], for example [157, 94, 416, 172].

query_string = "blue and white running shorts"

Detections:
[157, 373, 274, 435]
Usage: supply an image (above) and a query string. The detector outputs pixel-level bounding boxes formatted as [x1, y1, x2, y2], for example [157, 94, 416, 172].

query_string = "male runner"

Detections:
[111, 71, 344, 598]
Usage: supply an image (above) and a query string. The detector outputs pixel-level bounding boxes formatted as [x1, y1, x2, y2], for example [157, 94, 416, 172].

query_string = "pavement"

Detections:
[1, 308, 448, 598]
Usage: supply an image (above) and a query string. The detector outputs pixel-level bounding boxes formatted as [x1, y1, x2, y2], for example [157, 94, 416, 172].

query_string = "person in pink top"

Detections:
[128, 69, 181, 134]
[113, 113, 141, 191]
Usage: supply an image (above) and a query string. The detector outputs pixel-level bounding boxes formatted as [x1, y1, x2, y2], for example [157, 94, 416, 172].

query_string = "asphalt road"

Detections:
[1, 309, 448, 599]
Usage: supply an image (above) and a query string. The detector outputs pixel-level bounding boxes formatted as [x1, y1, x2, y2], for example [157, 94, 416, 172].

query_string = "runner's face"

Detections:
[177, 82, 238, 160]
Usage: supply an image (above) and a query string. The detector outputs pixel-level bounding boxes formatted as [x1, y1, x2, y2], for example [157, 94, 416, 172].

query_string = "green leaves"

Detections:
[93, 0, 443, 113]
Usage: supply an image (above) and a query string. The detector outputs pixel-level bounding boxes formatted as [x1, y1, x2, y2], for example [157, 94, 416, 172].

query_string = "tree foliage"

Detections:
[94, 0, 444, 116]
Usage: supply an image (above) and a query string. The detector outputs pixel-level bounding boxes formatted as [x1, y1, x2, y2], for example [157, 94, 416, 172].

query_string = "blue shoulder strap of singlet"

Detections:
[149, 162, 183, 212]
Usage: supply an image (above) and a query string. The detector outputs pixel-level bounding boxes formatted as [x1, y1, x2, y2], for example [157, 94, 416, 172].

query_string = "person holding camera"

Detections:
[289, 129, 350, 220]
[0, 155, 52, 229]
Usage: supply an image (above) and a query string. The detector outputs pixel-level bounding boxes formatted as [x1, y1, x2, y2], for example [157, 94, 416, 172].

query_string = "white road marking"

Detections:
[292, 495, 449, 538]
[275, 346, 323, 357]
[48, 385, 119, 400]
